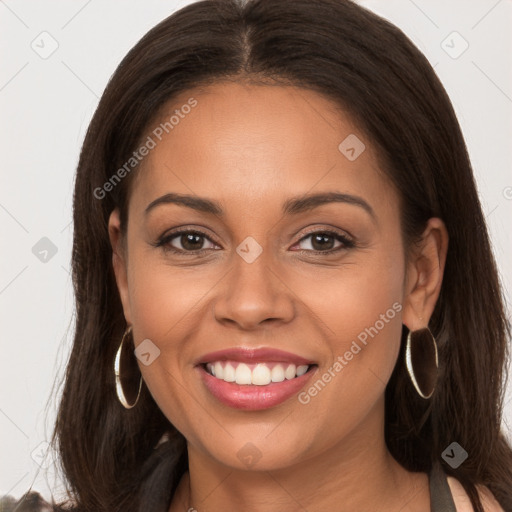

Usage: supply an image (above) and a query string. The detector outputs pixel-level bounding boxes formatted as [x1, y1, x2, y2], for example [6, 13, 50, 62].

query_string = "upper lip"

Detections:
[195, 347, 316, 366]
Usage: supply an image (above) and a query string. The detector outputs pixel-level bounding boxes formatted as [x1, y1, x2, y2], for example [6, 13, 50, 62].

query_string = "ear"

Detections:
[108, 208, 132, 325]
[402, 217, 449, 332]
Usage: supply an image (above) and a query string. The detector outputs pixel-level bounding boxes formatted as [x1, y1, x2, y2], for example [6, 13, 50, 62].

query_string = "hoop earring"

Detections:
[405, 327, 438, 399]
[114, 326, 143, 409]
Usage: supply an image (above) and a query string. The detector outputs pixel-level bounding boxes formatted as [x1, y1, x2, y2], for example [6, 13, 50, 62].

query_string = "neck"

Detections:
[170, 398, 429, 511]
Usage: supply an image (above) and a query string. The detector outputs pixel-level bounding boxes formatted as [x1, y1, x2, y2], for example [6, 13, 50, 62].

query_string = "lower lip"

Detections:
[197, 364, 317, 410]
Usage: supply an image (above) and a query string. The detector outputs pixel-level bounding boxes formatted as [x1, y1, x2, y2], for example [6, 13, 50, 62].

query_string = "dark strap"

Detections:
[429, 463, 457, 512]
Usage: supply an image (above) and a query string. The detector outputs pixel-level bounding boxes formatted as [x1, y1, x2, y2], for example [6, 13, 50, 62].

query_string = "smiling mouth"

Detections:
[202, 361, 318, 386]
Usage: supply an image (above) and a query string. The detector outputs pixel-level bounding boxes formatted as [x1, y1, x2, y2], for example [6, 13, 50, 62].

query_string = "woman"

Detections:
[5, 0, 511, 510]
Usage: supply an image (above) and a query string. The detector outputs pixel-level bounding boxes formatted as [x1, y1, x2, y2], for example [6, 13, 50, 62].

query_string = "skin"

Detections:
[109, 81, 450, 511]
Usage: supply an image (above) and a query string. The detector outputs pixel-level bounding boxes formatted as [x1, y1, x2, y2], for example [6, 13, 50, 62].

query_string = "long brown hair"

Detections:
[52, 0, 512, 510]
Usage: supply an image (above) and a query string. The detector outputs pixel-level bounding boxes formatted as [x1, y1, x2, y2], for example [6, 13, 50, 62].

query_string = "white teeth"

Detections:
[296, 365, 309, 377]
[252, 364, 272, 385]
[284, 364, 296, 380]
[235, 363, 252, 385]
[205, 361, 312, 385]
[214, 362, 224, 380]
[271, 365, 285, 383]
[223, 362, 236, 382]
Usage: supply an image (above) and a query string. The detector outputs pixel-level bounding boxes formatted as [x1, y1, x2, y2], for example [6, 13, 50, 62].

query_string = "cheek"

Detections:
[290, 244, 404, 350]
[266, 268, 404, 464]
[127, 253, 213, 343]
[291, 247, 404, 417]
[125, 255, 208, 435]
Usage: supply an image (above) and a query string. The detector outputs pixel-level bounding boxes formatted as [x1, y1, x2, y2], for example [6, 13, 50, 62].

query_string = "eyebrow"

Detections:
[144, 191, 376, 221]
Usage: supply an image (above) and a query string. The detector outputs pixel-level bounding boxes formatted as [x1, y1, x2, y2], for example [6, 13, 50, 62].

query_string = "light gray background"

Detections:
[1, 0, 511, 502]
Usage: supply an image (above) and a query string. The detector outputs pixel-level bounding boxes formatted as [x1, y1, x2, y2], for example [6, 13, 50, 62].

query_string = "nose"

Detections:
[212, 247, 295, 331]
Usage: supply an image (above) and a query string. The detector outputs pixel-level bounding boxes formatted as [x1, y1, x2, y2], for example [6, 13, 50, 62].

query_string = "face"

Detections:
[109, 82, 439, 472]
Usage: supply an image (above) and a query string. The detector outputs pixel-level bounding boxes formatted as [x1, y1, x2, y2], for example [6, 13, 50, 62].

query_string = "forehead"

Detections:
[129, 82, 396, 217]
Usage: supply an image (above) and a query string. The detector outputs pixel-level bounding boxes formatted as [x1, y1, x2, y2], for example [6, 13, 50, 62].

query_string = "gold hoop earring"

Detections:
[405, 327, 438, 399]
[114, 326, 142, 409]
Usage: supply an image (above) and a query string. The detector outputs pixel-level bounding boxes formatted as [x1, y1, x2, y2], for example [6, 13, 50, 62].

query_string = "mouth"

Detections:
[195, 346, 318, 410]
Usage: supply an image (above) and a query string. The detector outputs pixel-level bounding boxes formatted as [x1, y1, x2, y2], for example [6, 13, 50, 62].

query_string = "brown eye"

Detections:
[157, 230, 218, 253]
[295, 230, 354, 253]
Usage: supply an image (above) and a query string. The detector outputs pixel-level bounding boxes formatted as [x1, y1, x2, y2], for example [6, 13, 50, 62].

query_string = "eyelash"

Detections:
[154, 227, 355, 256]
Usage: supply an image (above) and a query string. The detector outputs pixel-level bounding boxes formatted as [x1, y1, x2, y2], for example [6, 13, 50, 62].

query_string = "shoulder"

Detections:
[446, 476, 505, 512]
[0, 491, 54, 511]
